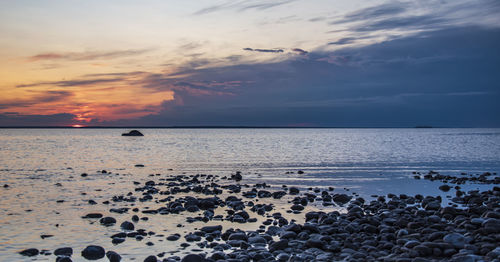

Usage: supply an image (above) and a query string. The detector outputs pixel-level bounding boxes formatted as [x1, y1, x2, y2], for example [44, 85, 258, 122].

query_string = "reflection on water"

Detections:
[1, 128, 499, 174]
[0, 128, 499, 260]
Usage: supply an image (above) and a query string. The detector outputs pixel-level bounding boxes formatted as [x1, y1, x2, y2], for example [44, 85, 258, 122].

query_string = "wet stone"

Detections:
[181, 254, 205, 262]
[81, 245, 105, 260]
[100, 217, 116, 226]
[120, 221, 135, 231]
[82, 213, 103, 219]
[56, 257, 72, 262]
[19, 248, 39, 257]
[54, 247, 73, 257]
[185, 233, 201, 242]
[106, 251, 122, 262]
[200, 225, 222, 233]
[444, 233, 466, 249]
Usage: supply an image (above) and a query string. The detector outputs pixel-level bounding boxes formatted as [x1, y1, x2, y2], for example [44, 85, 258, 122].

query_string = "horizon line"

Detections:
[0, 125, 492, 129]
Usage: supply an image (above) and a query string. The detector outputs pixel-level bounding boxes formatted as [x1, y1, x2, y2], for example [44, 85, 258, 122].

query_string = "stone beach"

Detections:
[15, 169, 500, 262]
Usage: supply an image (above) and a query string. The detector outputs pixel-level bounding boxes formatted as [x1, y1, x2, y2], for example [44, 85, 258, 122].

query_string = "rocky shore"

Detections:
[17, 170, 499, 262]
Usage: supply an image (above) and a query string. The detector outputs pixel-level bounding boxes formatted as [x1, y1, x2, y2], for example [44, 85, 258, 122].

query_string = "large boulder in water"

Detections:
[122, 130, 144, 136]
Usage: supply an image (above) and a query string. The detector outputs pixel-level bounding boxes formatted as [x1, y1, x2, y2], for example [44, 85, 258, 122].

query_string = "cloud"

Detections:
[0, 112, 77, 127]
[4, 71, 175, 123]
[327, 35, 375, 45]
[4, 25, 500, 127]
[16, 78, 124, 88]
[260, 15, 300, 25]
[26, 49, 151, 62]
[105, 25, 500, 127]
[243, 47, 284, 53]
[332, 2, 409, 24]
[0, 90, 73, 109]
[328, 37, 358, 45]
[330, 0, 500, 34]
[83, 71, 146, 78]
[291, 48, 308, 55]
[239, 1, 295, 12]
[37, 90, 74, 103]
[193, 0, 296, 15]
[353, 15, 446, 32]
[309, 16, 326, 22]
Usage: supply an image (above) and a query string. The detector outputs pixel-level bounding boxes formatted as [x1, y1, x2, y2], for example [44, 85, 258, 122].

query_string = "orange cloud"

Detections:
[26, 49, 152, 62]
[1, 73, 174, 124]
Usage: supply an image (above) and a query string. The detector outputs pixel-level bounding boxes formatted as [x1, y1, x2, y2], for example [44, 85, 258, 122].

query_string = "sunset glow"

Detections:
[1, 0, 499, 127]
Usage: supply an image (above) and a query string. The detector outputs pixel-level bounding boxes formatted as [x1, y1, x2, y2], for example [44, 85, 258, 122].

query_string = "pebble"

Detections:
[16, 170, 500, 262]
[19, 248, 39, 256]
[167, 234, 180, 241]
[54, 247, 73, 257]
[444, 233, 466, 249]
[200, 225, 222, 233]
[120, 221, 135, 230]
[106, 251, 122, 262]
[81, 245, 105, 260]
[56, 256, 72, 262]
[100, 217, 116, 226]
[181, 254, 205, 262]
[82, 213, 103, 219]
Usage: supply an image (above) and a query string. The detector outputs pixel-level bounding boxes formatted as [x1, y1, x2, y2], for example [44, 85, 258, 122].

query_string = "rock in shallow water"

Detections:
[54, 247, 73, 257]
[200, 225, 222, 233]
[19, 248, 39, 256]
[120, 221, 134, 230]
[82, 213, 103, 219]
[56, 256, 72, 262]
[100, 217, 116, 226]
[167, 234, 180, 241]
[439, 184, 451, 192]
[122, 130, 144, 136]
[185, 233, 201, 242]
[106, 251, 121, 262]
[289, 187, 300, 195]
[332, 194, 351, 204]
[290, 204, 304, 211]
[144, 255, 157, 262]
[81, 245, 105, 260]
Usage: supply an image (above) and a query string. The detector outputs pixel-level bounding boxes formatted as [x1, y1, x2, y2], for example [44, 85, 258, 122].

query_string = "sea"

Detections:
[0, 128, 499, 260]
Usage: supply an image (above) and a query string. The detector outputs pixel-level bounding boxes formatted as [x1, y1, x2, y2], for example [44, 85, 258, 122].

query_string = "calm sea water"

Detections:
[0, 128, 499, 261]
[1, 128, 500, 174]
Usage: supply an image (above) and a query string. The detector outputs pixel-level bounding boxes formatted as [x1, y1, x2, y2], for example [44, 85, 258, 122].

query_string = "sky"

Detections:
[0, 0, 499, 127]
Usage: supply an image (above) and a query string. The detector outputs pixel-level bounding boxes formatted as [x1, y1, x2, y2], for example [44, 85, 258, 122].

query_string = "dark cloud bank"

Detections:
[2, 26, 500, 127]
[117, 26, 500, 127]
